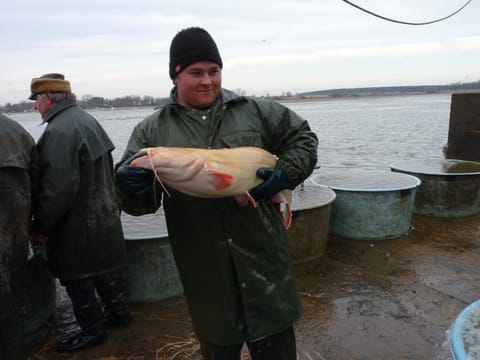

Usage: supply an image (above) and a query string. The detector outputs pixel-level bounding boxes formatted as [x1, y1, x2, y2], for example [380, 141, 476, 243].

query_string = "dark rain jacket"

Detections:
[0, 114, 37, 319]
[116, 88, 318, 345]
[33, 100, 126, 280]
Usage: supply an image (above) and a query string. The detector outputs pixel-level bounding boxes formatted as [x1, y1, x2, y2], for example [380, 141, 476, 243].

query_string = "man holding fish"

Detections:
[116, 27, 318, 360]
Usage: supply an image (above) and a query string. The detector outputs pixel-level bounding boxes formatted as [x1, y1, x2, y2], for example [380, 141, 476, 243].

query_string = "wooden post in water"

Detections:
[445, 93, 480, 162]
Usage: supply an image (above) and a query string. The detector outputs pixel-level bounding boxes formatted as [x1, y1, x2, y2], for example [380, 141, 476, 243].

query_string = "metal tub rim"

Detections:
[292, 183, 336, 211]
[310, 171, 421, 192]
[391, 158, 480, 176]
[125, 233, 169, 241]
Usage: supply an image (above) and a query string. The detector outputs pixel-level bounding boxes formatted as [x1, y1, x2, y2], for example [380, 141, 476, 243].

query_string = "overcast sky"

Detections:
[1, 0, 479, 105]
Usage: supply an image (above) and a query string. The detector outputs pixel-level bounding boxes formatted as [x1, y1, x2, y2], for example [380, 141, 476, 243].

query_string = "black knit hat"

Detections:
[169, 27, 223, 79]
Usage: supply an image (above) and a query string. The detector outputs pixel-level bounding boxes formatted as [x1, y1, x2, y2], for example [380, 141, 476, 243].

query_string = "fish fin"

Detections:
[237, 191, 291, 229]
[235, 195, 249, 207]
[272, 190, 292, 229]
[235, 192, 258, 208]
[206, 168, 235, 190]
[246, 192, 257, 208]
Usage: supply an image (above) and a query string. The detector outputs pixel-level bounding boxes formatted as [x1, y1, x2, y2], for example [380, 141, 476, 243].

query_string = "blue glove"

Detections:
[116, 152, 155, 196]
[250, 167, 289, 200]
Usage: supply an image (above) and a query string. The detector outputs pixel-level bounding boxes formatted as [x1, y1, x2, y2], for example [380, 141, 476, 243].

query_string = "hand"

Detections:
[116, 152, 155, 196]
[250, 167, 289, 200]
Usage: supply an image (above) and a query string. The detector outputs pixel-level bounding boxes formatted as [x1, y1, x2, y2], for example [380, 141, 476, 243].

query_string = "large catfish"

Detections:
[130, 146, 292, 228]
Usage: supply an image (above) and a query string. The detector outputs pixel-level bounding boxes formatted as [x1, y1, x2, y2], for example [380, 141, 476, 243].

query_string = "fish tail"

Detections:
[235, 192, 258, 208]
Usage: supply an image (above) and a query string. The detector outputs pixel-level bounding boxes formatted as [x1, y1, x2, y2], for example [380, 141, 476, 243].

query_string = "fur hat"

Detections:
[169, 27, 223, 79]
[29, 73, 71, 100]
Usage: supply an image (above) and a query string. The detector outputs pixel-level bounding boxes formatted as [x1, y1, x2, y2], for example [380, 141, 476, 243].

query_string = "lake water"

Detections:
[8, 93, 452, 236]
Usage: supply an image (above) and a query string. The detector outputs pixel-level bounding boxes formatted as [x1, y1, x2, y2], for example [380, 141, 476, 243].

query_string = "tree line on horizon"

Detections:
[301, 81, 480, 97]
[2, 81, 480, 113]
[1, 94, 171, 113]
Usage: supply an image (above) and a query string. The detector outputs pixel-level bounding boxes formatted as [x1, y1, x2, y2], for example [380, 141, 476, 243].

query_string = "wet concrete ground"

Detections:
[29, 213, 480, 360]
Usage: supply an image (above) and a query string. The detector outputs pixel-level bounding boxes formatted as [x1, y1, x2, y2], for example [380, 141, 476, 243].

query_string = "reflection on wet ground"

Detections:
[30, 213, 480, 359]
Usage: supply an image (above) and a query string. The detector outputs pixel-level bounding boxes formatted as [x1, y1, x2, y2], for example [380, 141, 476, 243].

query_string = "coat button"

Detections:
[241, 282, 246, 288]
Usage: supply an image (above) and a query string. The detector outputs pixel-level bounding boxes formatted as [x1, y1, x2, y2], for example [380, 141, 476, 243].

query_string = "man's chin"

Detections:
[195, 95, 216, 108]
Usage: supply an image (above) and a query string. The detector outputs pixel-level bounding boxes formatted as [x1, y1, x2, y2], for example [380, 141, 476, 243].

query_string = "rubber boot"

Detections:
[57, 279, 107, 353]
[56, 321, 106, 353]
[246, 326, 297, 360]
[94, 272, 132, 327]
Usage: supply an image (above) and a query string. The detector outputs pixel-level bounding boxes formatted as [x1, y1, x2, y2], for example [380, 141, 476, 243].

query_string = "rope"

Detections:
[341, 0, 473, 25]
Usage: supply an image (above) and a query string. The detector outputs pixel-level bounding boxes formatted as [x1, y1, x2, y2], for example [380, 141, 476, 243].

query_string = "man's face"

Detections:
[174, 61, 222, 109]
[33, 93, 55, 117]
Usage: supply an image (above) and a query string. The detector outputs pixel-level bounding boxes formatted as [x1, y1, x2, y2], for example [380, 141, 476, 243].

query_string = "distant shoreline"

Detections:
[3, 87, 480, 113]
[276, 89, 480, 103]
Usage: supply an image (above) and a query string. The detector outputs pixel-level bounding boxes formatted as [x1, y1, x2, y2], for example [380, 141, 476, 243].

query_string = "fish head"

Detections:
[132, 147, 206, 182]
[131, 147, 183, 168]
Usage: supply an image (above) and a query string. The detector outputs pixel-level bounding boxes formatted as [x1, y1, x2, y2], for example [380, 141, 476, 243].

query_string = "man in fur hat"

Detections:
[30, 73, 131, 353]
